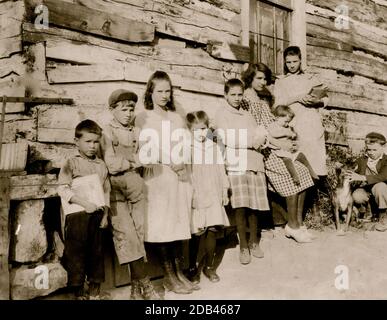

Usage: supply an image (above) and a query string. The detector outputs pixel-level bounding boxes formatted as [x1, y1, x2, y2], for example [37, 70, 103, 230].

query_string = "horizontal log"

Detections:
[306, 4, 387, 59]
[22, 22, 148, 57]
[0, 36, 22, 59]
[0, 97, 74, 104]
[306, 36, 353, 53]
[179, 78, 224, 96]
[173, 0, 240, 18]
[47, 64, 126, 84]
[144, 0, 240, 35]
[188, 0, 240, 14]
[25, 0, 155, 43]
[307, 66, 387, 103]
[23, 24, 230, 83]
[2, 118, 36, 143]
[28, 141, 77, 169]
[46, 61, 225, 94]
[73, 0, 239, 44]
[307, 46, 387, 85]
[37, 105, 113, 143]
[327, 92, 387, 116]
[0, 0, 25, 39]
[306, 0, 387, 30]
[9, 174, 59, 200]
[207, 41, 250, 62]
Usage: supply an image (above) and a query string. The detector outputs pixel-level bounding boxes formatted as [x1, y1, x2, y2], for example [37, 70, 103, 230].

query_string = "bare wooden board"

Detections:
[307, 46, 387, 85]
[307, 0, 387, 31]
[0, 37, 22, 59]
[25, 0, 155, 43]
[306, 4, 387, 59]
[72, 0, 239, 44]
[0, 75, 25, 114]
[9, 174, 59, 200]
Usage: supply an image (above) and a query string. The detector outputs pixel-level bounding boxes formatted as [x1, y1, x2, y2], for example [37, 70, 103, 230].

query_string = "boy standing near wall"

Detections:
[346, 132, 387, 232]
[58, 120, 110, 300]
[100, 89, 161, 300]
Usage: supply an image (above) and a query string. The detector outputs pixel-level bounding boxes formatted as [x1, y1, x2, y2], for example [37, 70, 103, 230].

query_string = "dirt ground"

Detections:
[44, 226, 387, 300]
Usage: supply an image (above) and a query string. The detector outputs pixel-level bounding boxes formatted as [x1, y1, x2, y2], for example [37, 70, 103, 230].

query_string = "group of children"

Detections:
[57, 74, 318, 300]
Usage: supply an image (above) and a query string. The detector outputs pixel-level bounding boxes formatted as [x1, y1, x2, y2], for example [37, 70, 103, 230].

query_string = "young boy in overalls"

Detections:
[101, 89, 161, 300]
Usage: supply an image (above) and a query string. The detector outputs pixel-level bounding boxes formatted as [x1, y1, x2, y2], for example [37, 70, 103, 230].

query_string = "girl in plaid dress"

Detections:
[214, 79, 270, 265]
[241, 63, 315, 243]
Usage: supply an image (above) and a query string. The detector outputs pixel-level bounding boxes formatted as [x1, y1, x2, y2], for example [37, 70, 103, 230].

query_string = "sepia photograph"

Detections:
[0, 0, 387, 305]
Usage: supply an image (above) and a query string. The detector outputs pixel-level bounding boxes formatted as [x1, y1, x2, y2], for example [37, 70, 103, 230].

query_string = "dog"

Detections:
[332, 164, 373, 234]
[332, 165, 354, 233]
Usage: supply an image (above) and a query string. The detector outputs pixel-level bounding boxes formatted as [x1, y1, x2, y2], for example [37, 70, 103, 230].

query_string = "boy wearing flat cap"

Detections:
[100, 89, 161, 299]
[346, 132, 387, 231]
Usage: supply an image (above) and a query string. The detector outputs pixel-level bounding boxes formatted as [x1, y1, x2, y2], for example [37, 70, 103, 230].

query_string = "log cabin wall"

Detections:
[20, 0, 246, 169]
[1, 0, 387, 299]
[305, 0, 387, 152]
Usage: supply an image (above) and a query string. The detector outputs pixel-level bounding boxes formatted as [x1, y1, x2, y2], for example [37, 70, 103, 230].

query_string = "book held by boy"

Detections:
[61, 173, 106, 216]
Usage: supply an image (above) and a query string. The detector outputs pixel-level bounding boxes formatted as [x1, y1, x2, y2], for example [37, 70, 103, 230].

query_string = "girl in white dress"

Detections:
[186, 111, 230, 284]
[136, 71, 198, 294]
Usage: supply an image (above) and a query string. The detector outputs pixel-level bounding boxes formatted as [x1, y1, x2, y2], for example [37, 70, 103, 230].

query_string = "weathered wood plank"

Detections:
[306, 4, 387, 59]
[207, 41, 250, 62]
[0, 37, 22, 59]
[306, 0, 387, 31]
[306, 36, 353, 53]
[0, 142, 28, 172]
[9, 174, 59, 200]
[37, 104, 114, 143]
[327, 92, 387, 116]
[23, 24, 230, 83]
[0, 75, 25, 114]
[28, 141, 77, 169]
[22, 22, 149, 57]
[2, 118, 36, 144]
[0, 175, 10, 300]
[171, 0, 239, 19]
[45, 61, 226, 100]
[25, 0, 155, 43]
[144, 0, 240, 35]
[192, 0, 240, 13]
[307, 66, 387, 103]
[73, 0, 239, 44]
[179, 78, 224, 96]
[0, 0, 24, 39]
[307, 46, 387, 85]
[0, 55, 25, 79]
[47, 64, 126, 84]
[45, 39, 131, 64]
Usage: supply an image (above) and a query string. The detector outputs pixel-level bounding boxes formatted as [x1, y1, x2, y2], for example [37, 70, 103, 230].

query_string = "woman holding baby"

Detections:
[240, 61, 315, 243]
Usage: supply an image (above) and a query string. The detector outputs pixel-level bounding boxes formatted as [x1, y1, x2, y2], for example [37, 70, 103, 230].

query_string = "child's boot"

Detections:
[130, 280, 143, 300]
[139, 277, 163, 300]
[202, 254, 220, 283]
[163, 260, 192, 294]
[175, 257, 200, 291]
[187, 266, 200, 285]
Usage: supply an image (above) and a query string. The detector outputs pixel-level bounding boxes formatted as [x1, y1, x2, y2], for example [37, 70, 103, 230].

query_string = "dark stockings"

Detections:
[235, 208, 261, 249]
[286, 190, 307, 229]
[129, 257, 147, 281]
